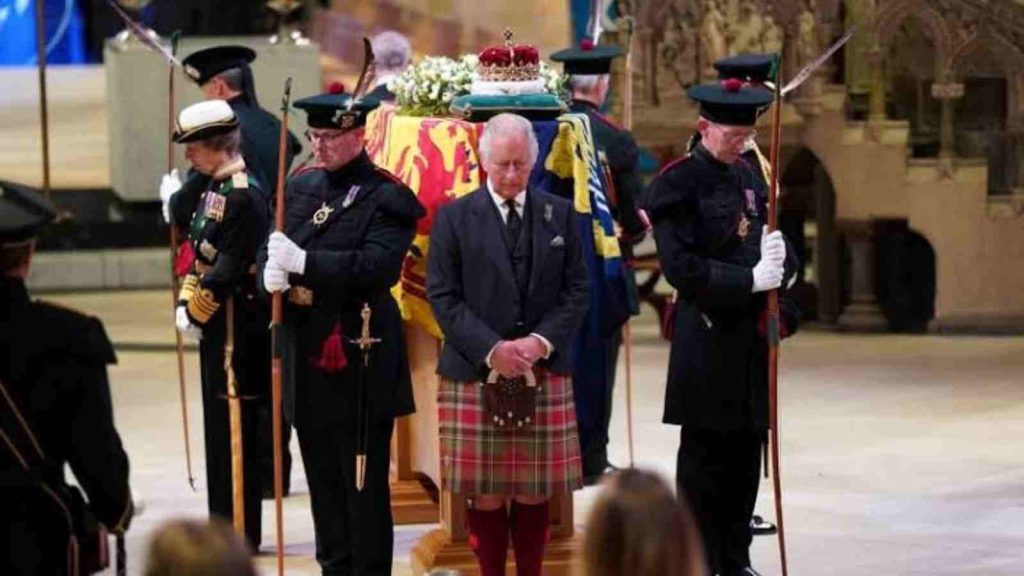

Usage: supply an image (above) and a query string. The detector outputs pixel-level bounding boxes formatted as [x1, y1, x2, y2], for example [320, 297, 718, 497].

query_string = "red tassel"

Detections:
[316, 322, 348, 374]
[174, 241, 196, 278]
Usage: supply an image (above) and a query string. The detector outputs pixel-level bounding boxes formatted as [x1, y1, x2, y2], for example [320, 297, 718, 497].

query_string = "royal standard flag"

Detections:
[366, 109, 633, 342]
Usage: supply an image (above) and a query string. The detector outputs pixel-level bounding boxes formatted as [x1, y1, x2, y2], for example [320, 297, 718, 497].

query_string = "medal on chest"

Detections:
[199, 239, 218, 261]
[312, 202, 334, 227]
[745, 188, 759, 216]
[738, 213, 751, 240]
[342, 185, 361, 209]
[203, 192, 226, 222]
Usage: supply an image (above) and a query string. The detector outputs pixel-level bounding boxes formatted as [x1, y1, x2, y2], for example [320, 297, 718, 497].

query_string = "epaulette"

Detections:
[657, 153, 691, 177]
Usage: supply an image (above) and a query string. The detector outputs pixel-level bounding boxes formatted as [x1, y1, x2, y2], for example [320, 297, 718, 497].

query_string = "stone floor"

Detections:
[42, 289, 1024, 576]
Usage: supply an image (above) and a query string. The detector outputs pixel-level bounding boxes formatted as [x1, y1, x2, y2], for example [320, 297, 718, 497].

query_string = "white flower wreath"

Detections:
[390, 54, 567, 117]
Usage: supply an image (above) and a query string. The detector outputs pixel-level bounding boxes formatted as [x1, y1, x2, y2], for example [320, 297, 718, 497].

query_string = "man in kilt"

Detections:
[426, 113, 590, 576]
[259, 90, 425, 575]
[170, 99, 271, 550]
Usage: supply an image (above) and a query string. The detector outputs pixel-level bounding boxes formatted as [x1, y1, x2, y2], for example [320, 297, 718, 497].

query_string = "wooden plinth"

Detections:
[391, 404, 440, 525]
[391, 476, 440, 525]
[411, 529, 578, 576]
[411, 491, 577, 575]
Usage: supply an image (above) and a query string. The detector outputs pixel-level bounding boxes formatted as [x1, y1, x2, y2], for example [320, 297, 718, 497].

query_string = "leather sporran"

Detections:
[482, 370, 537, 430]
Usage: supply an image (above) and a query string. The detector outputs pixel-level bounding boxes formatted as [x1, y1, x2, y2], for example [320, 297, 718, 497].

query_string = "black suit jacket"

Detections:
[427, 186, 589, 381]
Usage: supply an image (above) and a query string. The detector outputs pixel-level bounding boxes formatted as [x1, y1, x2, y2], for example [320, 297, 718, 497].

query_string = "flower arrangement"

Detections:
[390, 54, 567, 117]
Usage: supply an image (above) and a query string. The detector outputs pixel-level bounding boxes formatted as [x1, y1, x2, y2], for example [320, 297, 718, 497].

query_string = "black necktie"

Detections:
[505, 199, 522, 246]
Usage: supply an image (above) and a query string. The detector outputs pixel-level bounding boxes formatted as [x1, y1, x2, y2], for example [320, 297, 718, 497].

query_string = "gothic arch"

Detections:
[874, 0, 951, 77]
[952, 31, 1024, 79]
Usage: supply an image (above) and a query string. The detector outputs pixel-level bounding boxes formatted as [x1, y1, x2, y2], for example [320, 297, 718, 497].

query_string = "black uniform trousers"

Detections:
[198, 295, 268, 549]
[581, 326, 623, 475]
[293, 351, 395, 576]
[676, 427, 763, 575]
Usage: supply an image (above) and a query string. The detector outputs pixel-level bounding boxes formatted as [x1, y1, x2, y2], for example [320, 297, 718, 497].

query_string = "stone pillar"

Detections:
[865, 45, 887, 121]
[814, 164, 841, 324]
[932, 81, 965, 159]
[837, 219, 888, 331]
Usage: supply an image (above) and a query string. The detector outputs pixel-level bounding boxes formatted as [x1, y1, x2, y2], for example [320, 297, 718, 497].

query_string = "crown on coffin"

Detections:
[477, 28, 541, 82]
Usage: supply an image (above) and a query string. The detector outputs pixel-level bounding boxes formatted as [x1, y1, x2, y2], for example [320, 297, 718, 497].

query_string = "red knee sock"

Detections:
[509, 501, 550, 576]
[467, 506, 509, 576]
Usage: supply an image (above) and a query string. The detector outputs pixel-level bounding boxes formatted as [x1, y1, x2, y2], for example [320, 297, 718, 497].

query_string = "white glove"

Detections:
[752, 258, 784, 293]
[752, 227, 786, 293]
[263, 263, 291, 293]
[175, 305, 202, 341]
[267, 231, 307, 275]
[160, 169, 182, 224]
[760, 227, 786, 264]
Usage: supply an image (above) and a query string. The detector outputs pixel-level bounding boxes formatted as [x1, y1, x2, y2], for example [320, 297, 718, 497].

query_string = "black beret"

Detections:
[0, 180, 56, 245]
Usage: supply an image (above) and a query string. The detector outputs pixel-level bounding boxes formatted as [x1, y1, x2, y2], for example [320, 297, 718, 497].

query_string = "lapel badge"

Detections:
[342, 185, 361, 209]
[203, 193, 226, 222]
[738, 214, 751, 240]
[544, 203, 553, 222]
[312, 202, 335, 227]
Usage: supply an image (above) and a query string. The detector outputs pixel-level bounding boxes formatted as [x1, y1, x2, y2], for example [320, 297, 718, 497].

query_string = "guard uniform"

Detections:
[260, 92, 424, 575]
[643, 81, 800, 576]
[178, 44, 301, 495]
[551, 39, 648, 481]
[171, 104, 271, 549]
[1, 181, 133, 575]
[181, 45, 303, 197]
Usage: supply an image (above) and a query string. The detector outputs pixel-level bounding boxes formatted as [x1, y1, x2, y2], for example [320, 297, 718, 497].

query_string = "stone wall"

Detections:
[802, 92, 1024, 330]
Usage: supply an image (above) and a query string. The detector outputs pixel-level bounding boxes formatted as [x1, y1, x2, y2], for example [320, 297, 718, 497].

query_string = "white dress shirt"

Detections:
[486, 179, 526, 223]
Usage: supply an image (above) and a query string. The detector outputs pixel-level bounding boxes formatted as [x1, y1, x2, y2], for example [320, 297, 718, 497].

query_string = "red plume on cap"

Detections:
[328, 81, 346, 94]
[722, 77, 745, 93]
[580, 38, 595, 51]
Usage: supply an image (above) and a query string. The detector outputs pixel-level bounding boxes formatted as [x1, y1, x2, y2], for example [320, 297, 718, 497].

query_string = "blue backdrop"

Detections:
[0, 0, 86, 65]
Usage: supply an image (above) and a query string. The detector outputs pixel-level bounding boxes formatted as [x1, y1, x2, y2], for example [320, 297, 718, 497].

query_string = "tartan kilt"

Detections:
[439, 370, 583, 496]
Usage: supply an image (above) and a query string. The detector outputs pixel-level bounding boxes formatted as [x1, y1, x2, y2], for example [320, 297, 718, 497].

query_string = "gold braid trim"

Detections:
[187, 288, 221, 324]
[178, 274, 199, 304]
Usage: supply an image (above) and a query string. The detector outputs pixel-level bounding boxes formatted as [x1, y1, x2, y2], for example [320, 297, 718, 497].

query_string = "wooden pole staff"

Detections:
[34, 0, 51, 198]
[165, 30, 197, 492]
[270, 77, 294, 576]
[766, 56, 789, 576]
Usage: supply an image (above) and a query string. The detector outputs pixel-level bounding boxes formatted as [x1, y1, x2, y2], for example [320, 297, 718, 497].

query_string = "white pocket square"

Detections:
[550, 235, 565, 247]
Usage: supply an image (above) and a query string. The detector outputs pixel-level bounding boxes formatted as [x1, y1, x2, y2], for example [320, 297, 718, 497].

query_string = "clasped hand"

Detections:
[490, 337, 546, 378]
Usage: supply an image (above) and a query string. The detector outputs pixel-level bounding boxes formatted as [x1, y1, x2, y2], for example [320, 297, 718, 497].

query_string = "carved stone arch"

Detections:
[952, 31, 1024, 80]
[765, 0, 807, 29]
[875, 0, 951, 77]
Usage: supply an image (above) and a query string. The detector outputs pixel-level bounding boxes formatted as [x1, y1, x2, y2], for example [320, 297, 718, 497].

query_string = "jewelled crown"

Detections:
[476, 28, 541, 82]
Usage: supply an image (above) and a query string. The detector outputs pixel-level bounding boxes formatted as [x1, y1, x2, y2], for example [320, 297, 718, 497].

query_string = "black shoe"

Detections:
[582, 463, 620, 487]
[724, 568, 763, 576]
[750, 514, 777, 536]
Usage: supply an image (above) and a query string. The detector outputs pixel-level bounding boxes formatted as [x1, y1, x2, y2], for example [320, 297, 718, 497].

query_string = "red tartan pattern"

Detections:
[439, 370, 583, 496]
